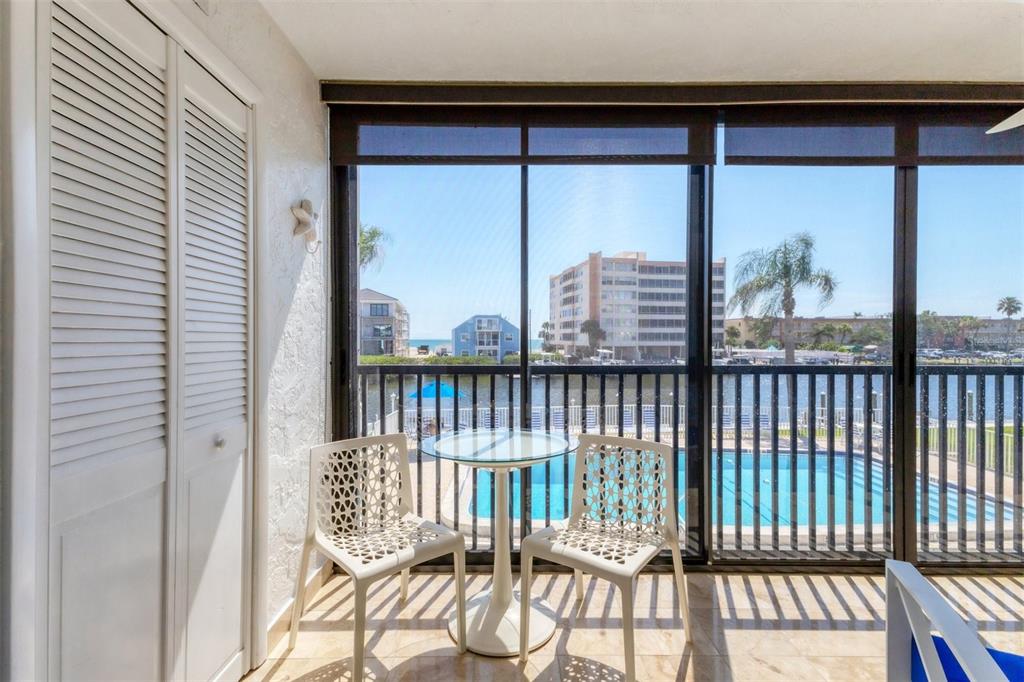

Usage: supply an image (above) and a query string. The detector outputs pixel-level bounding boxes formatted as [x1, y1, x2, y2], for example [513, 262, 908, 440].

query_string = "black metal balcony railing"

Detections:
[354, 363, 1024, 566]
[711, 366, 893, 560]
[917, 366, 1023, 562]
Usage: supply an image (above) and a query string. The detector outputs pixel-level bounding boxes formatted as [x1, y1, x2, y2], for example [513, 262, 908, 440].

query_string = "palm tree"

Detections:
[728, 233, 837, 363]
[579, 319, 607, 356]
[538, 321, 555, 353]
[750, 316, 776, 347]
[957, 316, 984, 350]
[358, 223, 390, 270]
[725, 325, 741, 349]
[997, 296, 1022, 350]
[810, 323, 837, 347]
[836, 323, 854, 345]
[997, 296, 1022, 318]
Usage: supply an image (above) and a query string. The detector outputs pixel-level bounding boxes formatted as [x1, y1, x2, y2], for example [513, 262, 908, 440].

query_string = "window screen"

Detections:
[529, 127, 687, 157]
[358, 125, 521, 157]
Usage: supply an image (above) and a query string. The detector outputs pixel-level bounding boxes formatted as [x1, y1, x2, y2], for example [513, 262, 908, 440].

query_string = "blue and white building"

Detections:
[452, 315, 519, 359]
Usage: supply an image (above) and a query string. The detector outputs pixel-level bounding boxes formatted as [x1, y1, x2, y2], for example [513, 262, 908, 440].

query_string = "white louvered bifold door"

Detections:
[47, 0, 170, 679]
[174, 53, 252, 682]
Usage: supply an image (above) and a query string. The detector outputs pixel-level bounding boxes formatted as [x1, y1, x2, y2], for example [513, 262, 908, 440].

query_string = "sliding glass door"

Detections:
[711, 162, 894, 560]
[916, 165, 1024, 563]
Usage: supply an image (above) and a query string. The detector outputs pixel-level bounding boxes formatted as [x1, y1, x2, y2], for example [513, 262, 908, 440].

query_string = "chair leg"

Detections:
[400, 567, 410, 602]
[574, 568, 585, 602]
[620, 578, 636, 682]
[453, 549, 467, 653]
[288, 535, 314, 650]
[669, 539, 692, 642]
[353, 581, 368, 681]
[519, 551, 534, 662]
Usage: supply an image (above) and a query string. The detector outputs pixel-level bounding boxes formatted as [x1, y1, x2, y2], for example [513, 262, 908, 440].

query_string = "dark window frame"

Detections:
[329, 97, 1024, 570]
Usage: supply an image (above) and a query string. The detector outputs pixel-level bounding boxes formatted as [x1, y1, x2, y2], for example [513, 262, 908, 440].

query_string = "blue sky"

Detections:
[359, 160, 1023, 339]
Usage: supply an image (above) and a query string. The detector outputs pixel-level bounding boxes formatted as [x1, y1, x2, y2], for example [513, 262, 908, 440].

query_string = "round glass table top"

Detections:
[420, 429, 578, 469]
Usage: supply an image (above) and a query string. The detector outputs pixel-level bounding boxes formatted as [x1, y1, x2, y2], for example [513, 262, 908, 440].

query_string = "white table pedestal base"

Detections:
[447, 589, 556, 657]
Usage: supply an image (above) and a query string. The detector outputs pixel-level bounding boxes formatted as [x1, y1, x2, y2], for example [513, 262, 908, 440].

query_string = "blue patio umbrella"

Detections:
[407, 381, 466, 400]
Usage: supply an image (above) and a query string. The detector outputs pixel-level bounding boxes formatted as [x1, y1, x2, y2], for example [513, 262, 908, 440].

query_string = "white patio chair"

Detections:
[886, 559, 1017, 681]
[519, 434, 691, 682]
[289, 434, 467, 678]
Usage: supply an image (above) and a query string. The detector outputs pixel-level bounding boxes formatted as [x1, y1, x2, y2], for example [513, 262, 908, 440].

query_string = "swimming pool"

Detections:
[471, 451, 1014, 526]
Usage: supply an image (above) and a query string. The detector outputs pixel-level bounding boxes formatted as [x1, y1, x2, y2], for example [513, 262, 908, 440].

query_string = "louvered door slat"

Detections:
[52, 281, 166, 307]
[51, 66, 165, 140]
[52, 387, 166, 417]
[54, 374, 166, 401]
[183, 101, 248, 435]
[185, 100, 244, 146]
[52, 5, 165, 103]
[50, 37, 164, 118]
[54, 221, 165, 261]
[53, 159, 166, 213]
[54, 190, 166, 237]
[52, 247, 166, 284]
[184, 145, 247, 192]
[184, 169, 247, 213]
[52, 128, 165, 188]
[185, 155, 248, 198]
[52, 98, 165, 162]
[184, 106, 246, 166]
[53, 143, 166, 202]
[50, 0, 168, 469]
[52, 361, 166, 386]
[55, 266, 166, 297]
[185, 227, 246, 259]
[185, 207, 248, 241]
[182, 158, 243, 197]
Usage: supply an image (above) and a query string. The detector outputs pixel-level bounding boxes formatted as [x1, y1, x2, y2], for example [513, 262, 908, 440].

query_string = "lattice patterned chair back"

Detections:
[307, 435, 414, 543]
[291, 434, 468, 674]
[520, 433, 690, 681]
[569, 434, 678, 542]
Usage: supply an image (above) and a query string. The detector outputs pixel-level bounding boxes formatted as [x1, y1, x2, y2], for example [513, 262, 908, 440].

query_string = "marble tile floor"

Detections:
[247, 570, 1023, 681]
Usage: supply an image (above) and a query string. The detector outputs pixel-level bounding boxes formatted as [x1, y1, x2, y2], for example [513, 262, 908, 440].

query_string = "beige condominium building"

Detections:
[358, 288, 410, 356]
[548, 251, 726, 361]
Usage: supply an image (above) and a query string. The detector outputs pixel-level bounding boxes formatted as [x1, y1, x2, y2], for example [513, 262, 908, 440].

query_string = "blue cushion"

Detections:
[910, 634, 1024, 681]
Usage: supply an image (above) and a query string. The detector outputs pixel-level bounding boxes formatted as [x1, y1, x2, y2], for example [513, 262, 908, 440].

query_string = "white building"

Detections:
[359, 289, 410, 356]
[548, 252, 726, 361]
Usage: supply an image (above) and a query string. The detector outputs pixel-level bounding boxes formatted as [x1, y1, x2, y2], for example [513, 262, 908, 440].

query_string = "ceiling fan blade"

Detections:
[986, 107, 1024, 134]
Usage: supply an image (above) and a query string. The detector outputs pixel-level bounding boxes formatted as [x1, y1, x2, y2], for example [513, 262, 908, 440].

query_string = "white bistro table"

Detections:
[421, 428, 578, 657]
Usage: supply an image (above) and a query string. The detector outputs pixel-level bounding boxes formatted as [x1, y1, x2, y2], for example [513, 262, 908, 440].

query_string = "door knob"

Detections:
[214, 435, 226, 450]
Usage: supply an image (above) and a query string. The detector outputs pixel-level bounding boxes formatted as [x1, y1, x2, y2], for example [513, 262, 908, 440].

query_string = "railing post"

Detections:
[519, 162, 531, 539]
[893, 164, 918, 564]
[686, 164, 712, 563]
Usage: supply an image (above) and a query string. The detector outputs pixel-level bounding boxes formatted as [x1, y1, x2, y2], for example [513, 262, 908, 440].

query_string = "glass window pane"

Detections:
[916, 165, 1024, 559]
[358, 125, 521, 156]
[724, 125, 895, 162]
[918, 125, 1024, 159]
[714, 164, 894, 361]
[529, 165, 690, 364]
[529, 127, 687, 156]
[712, 152, 894, 557]
[358, 165, 520, 362]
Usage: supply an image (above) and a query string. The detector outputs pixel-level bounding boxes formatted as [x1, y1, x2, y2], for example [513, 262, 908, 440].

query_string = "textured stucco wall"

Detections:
[169, 0, 328, 629]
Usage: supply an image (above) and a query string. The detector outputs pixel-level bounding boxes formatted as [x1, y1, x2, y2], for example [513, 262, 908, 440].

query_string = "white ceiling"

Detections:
[257, 0, 1024, 84]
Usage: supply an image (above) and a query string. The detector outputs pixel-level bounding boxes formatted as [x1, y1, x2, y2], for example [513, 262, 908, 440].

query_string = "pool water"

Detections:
[471, 451, 1014, 526]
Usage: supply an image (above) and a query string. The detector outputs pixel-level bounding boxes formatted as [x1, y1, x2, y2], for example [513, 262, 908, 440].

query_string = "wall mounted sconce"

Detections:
[292, 199, 321, 254]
